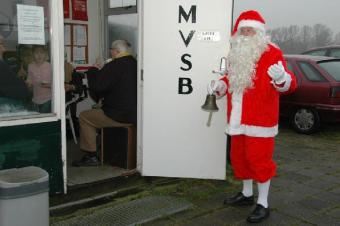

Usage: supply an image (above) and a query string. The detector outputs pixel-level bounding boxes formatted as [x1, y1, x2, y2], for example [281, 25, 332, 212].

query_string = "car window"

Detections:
[304, 49, 327, 56]
[286, 61, 294, 72]
[329, 49, 340, 58]
[297, 62, 327, 82]
[318, 61, 340, 82]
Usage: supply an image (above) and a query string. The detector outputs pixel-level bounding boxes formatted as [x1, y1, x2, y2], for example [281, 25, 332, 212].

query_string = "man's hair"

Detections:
[111, 40, 131, 53]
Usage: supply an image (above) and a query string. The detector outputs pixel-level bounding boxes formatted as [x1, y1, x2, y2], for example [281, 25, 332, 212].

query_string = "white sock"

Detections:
[257, 180, 271, 208]
[242, 179, 253, 197]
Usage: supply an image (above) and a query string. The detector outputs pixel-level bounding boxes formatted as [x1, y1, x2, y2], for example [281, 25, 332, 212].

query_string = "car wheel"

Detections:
[291, 108, 320, 134]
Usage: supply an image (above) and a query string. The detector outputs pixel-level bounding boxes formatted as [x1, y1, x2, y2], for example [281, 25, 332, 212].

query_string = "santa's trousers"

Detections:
[230, 135, 276, 183]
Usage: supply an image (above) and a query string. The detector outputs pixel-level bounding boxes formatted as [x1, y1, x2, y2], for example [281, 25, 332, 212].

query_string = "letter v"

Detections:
[179, 30, 196, 47]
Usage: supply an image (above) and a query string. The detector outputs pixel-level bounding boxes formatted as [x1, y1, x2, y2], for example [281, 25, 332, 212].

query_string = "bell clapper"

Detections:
[206, 111, 213, 127]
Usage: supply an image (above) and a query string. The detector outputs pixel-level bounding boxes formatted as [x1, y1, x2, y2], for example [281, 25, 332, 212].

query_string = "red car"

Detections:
[280, 55, 340, 134]
[302, 45, 340, 58]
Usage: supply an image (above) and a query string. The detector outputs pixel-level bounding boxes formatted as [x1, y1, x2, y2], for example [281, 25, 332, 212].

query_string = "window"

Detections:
[298, 62, 327, 82]
[329, 49, 340, 58]
[286, 61, 294, 72]
[109, 0, 136, 8]
[318, 61, 340, 82]
[105, 0, 137, 60]
[304, 49, 327, 56]
[0, 0, 54, 119]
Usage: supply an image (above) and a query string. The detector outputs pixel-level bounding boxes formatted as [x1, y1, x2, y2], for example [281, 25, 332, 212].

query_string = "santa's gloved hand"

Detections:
[268, 61, 286, 84]
[207, 80, 226, 95]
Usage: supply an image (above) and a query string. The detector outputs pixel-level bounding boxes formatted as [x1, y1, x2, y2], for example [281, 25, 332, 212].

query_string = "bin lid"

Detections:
[0, 166, 48, 188]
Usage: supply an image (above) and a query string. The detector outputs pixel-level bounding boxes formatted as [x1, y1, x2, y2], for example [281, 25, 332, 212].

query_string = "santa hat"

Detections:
[232, 10, 265, 36]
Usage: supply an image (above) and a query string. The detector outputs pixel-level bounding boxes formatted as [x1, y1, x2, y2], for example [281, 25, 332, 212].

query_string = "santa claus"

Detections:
[208, 10, 297, 223]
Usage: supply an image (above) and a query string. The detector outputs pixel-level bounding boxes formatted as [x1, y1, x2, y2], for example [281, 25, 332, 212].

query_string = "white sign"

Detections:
[197, 31, 221, 42]
[73, 25, 87, 46]
[64, 25, 71, 45]
[73, 46, 86, 64]
[17, 4, 45, 45]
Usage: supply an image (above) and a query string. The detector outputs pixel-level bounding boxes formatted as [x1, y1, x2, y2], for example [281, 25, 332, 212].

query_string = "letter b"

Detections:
[178, 78, 193, 94]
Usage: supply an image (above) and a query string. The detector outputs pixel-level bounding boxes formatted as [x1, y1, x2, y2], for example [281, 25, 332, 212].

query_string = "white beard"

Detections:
[227, 32, 269, 94]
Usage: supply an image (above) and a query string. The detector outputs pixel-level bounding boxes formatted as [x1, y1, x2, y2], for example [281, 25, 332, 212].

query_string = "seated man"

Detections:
[72, 40, 137, 167]
[0, 35, 31, 111]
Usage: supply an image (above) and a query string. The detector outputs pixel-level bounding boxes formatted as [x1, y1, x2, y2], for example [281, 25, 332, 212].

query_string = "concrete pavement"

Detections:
[50, 125, 340, 225]
[145, 126, 340, 226]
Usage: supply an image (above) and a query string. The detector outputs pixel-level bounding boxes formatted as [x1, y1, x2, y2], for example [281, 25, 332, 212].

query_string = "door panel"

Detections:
[139, 0, 233, 179]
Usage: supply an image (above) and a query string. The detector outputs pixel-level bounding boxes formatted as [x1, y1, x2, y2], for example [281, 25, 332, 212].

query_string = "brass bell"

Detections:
[201, 94, 219, 112]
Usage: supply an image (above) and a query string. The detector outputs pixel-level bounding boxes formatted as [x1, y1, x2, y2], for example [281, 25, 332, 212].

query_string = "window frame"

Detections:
[0, 0, 65, 127]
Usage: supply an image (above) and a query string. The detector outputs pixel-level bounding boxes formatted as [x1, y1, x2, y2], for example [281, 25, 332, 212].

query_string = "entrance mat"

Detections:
[52, 195, 193, 226]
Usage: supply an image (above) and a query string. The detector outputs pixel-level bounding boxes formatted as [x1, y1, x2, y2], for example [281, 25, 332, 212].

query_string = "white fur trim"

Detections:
[272, 72, 292, 92]
[227, 91, 278, 137]
[238, 20, 265, 32]
[225, 123, 278, 137]
[229, 92, 243, 127]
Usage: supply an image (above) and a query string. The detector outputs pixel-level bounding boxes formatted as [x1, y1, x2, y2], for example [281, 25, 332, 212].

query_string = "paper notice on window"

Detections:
[64, 25, 71, 45]
[73, 46, 86, 64]
[17, 4, 45, 45]
[65, 46, 71, 62]
[73, 25, 87, 46]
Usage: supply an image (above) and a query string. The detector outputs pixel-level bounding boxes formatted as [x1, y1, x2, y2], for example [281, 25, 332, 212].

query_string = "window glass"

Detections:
[0, 0, 53, 119]
[298, 62, 327, 82]
[318, 61, 340, 82]
[108, 14, 138, 58]
[286, 61, 294, 72]
[109, 0, 136, 8]
[304, 50, 327, 56]
[329, 49, 340, 58]
[286, 61, 299, 82]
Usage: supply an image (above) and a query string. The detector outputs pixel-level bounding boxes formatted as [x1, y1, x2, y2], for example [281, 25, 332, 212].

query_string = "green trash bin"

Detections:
[0, 166, 49, 226]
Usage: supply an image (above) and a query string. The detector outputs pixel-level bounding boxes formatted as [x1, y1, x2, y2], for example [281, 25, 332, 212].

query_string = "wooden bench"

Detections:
[100, 123, 136, 170]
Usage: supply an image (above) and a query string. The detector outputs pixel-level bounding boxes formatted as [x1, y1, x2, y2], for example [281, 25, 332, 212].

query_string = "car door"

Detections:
[280, 59, 300, 117]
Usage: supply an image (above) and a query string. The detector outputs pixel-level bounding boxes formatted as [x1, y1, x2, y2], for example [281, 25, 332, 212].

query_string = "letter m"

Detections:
[178, 5, 196, 23]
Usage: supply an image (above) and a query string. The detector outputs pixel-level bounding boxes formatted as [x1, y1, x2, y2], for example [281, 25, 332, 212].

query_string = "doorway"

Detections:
[65, 2, 138, 187]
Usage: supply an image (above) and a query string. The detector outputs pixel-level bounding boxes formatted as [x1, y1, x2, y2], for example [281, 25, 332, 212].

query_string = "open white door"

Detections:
[139, 0, 233, 179]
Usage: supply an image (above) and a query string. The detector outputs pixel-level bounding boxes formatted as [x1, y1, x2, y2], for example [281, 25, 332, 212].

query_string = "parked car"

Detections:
[302, 45, 340, 58]
[280, 54, 340, 134]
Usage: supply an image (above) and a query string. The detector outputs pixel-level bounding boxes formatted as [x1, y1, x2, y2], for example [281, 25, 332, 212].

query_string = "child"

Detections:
[26, 45, 52, 113]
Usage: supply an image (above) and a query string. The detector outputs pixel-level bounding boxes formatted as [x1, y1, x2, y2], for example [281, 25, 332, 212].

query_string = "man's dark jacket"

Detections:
[87, 55, 137, 125]
[0, 59, 31, 106]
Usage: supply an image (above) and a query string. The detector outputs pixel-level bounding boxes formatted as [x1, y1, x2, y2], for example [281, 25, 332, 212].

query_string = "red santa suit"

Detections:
[218, 21, 297, 183]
